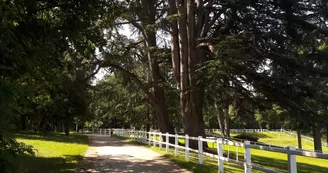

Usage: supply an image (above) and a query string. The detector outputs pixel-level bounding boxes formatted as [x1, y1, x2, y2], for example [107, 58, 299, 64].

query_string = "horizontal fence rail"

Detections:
[205, 128, 292, 133]
[94, 129, 328, 173]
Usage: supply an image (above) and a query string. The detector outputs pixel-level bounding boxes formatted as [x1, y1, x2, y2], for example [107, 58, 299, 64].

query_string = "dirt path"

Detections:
[77, 134, 192, 173]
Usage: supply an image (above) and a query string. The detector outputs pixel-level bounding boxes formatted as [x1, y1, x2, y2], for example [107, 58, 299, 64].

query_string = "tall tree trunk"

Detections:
[168, 0, 206, 149]
[20, 114, 26, 131]
[38, 113, 47, 133]
[223, 102, 230, 137]
[297, 128, 302, 149]
[64, 119, 69, 136]
[139, 0, 174, 135]
[168, 0, 180, 85]
[75, 124, 78, 132]
[214, 102, 225, 136]
[326, 125, 328, 146]
[312, 124, 322, 152]
[81, 123, 84, 133]
[184, 0, 206, 148]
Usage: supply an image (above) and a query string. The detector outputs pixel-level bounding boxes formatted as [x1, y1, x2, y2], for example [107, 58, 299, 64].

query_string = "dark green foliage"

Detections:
[234, 133, 259, 142]
[0, 0, 122, 172]
[0, 135, 35, 173]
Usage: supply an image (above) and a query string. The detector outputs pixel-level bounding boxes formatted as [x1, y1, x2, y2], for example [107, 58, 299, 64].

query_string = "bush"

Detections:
[234, 133, 259, 142]
[0, 135, 35, 173]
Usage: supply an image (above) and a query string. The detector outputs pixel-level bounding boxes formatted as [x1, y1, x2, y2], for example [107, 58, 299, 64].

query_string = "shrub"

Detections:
[0, 135, 35, 173]
[234, 133, 259, 142]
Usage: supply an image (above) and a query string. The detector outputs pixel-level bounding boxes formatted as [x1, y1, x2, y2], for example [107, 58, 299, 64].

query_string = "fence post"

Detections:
[159, 132, 162, 149]
[217, 138, 224, 173]
[135, 131, 138, 140]
[198, 136, 203, 164]
[137, 131, 139, 140]
[175, 134, 178, 155]
[185, 134, 189, 161]
[142, 131, 144, 142]
[141, 131, 143, 141]
[153, 133, 156, 147]
[244, 141, 251, 173]
[287, 146, 297, 173]
[166, 133, 169, 152]
[138, 131, 140, 140]
[148, 132, 151, 146]
[100, 129, 102, 135]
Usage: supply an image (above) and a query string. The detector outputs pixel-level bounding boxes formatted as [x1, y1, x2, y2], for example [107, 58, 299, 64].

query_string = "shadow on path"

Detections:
[77, 134, 190, 173]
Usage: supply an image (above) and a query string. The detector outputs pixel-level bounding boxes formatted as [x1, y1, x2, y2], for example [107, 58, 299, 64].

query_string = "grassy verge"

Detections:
[214, 131, 328, 152]
[13, 132, 89, 173]
[120, 134, 328, 173]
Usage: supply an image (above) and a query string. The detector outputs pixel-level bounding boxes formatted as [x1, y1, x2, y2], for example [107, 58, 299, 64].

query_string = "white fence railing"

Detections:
[94, 128, 327, 150]
[205, 128, 292, 133]
[98, 129, 328, 173]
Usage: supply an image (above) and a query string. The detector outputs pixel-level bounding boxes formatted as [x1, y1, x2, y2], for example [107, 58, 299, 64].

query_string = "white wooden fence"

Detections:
[205, 128, 292, 133]
[97, 129, 328, 173]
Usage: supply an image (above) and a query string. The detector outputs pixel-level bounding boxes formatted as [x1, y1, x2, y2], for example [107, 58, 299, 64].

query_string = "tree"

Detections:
[0, 0, 121, 171]
[204, 0, 328, 152]
[124, 0, 175, 134]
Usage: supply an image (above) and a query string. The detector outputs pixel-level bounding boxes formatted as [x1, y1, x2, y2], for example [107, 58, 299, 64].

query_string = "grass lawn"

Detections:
[255, 132, 328, 152]
[13, 132, 89, 173]
[146, 133, 328, 173]
[213, 131, 328, 152]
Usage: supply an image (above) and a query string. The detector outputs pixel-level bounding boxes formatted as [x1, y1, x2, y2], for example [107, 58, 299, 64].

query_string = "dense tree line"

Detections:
[1, 0, 328, 172]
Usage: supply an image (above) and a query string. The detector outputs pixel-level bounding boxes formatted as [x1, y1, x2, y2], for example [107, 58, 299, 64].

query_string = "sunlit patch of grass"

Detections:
[14, 132, 89, 173]
[150, 147, 249, 173]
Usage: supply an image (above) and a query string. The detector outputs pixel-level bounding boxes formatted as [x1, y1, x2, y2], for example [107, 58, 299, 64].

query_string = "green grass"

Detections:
[150, 146, 248, 173]
[255, 132, 328, 152]
[147, 133, 328, 173]
[214, 131, 328, 152]
[14, 132, 89, 173]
